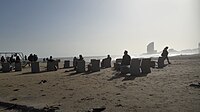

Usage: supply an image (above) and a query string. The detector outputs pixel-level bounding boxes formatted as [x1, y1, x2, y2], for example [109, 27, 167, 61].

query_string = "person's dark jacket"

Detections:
[121, 54, 131, 65]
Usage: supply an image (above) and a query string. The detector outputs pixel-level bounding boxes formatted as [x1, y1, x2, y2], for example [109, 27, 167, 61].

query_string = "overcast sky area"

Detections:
[0, 0, 200, 57]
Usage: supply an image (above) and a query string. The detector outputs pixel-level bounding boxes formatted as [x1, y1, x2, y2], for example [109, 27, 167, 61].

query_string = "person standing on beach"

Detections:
[161, 46, 171, 64]
[121, 50, 131, 66]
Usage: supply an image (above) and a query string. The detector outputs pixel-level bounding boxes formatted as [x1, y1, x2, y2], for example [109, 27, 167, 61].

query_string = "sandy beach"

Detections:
[0, 54, 200, 112]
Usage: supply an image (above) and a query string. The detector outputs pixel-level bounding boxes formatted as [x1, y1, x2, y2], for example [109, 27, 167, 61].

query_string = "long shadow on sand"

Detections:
[67, 71, 100, 76]
[67, 71, 88, 76]
[108, 72, 148, 81]
[16, 70, 56, 76]
[67, 72, 81, 76]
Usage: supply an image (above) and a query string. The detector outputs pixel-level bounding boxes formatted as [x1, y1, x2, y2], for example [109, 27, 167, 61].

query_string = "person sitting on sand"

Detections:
[121, 50, 131, 66]
[161, 46, 171, 64]
[101, 55, 112, 68]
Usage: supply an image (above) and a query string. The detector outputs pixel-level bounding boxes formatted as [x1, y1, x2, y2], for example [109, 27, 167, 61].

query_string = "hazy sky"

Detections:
[0, 0, 199, 57]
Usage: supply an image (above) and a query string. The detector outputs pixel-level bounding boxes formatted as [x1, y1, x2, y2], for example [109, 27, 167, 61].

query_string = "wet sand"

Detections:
[0, 54, 200, 112]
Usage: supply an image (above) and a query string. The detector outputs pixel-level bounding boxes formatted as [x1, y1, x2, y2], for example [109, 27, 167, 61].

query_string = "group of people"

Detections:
[72, 54, 112, 72]
[0, 55, 21, 64]
[73, 55, 84, 69]
[0, 46, 171, 73]
[28, 54, 38, 62]
[120, 46, 171, 67]
[56, 46, 171, 72]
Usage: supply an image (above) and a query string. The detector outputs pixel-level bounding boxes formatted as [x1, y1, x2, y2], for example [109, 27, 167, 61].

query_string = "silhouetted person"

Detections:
[28, 54, 34, 62]
[1, 56, 5, 63]
[106, 55, 111, 61]
[121, 50, 131, 66]
[10, 55, 15, 63]
[161, 46, 171, 64]
[15, 56, 20, 63]
[78, 55, 84, 61]
[43, 58, 46, 62]
[48, 56, 55, 62]
[33, 54, 38, 62]
[101, 55, 112, 68]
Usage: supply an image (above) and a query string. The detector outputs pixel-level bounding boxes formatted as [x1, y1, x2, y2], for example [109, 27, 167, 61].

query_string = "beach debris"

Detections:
[81, 97, 94, 101]
[65, 88, 74, 91]
[41, 94, 46, 96]
[19, 84, 26, 87]
[149, 94, 153, 96]
[101, 97, 106, 100]
[116, 93, 121, 95]
[62, 97, 66, 99]
[88, 106, 106, 112]
[189, 83, 200, 88]
[38, 80, 47, 84]
[10, 98, 17, 101]
[115, 104, 123, 107]
[13, 89, 19, 91]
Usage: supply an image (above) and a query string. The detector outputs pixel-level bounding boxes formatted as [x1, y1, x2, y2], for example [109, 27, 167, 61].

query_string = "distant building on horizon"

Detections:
[147, 42, 157, 54]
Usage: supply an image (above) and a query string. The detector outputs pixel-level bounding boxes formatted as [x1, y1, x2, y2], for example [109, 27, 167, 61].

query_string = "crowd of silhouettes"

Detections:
[72, 55, 84, 70]
[0, 55, 21, 64]
[1, 46, 171, 72]
[28, 54, 38, 62]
